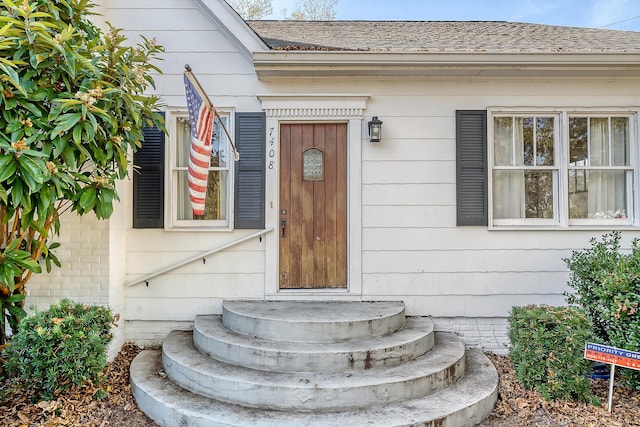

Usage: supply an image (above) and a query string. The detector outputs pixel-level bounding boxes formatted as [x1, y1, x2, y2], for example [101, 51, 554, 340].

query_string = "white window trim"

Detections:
[488, 107, 640, 230]
[164, 107, 235, 231]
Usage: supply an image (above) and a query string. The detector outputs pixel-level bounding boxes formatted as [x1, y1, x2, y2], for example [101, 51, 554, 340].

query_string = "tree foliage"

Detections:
[228, 0, 339, 21]
[227, 0, 272, 20]
[0, 0, 163, 344]
[290, 0, 338, 20]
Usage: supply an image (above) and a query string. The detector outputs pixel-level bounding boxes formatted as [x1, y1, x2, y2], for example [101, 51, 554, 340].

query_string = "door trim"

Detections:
[259, 94, 369, 299]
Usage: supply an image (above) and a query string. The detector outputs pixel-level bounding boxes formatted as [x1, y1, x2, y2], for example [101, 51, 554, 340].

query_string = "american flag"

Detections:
[184, 73, 215, 216]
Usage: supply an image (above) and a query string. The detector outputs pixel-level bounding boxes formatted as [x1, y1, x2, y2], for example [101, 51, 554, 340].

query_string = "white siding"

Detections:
[262, 76, 640, 319]
[101, 0, 263, 110]
[54, 1, 640, 349]
[100, 0, 267, 342]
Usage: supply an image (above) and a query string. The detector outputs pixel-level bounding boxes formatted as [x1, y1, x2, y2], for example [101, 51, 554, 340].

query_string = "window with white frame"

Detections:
[169, 110, 233, 229]
[568, 116, 632, 223]
[490, 111, 637, 227]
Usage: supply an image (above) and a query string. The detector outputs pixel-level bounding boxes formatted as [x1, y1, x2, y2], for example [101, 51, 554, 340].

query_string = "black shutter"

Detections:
[456, 110, 488, 226]
[234, 112, 266, 229]
[133, 119, 165, 228]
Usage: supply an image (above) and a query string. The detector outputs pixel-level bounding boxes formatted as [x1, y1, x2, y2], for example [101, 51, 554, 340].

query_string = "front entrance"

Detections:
[279, 123, 348, 289]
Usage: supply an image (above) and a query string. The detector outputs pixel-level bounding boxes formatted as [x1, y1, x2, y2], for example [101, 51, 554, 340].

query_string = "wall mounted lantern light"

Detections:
[368, 116, 383, 142]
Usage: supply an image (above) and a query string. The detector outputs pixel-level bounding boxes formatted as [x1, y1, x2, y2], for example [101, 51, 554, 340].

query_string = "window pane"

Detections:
[611, 117, 629, 166]
[521, 117, 534, 166]
[303, 148, 324, 181]
[524, 171, 554, 218]
[493, 170, 554, 219]
[569, 117, 588, 166]
[568, 169, 587, 194]
[177, 117, 229, 168]
[177, 118, 191, 168]
[590, 118, 609, 166]
[569, 170, 628, 219]
[536, 117, 554, 166]
[212, 117, 229, 168]
[494, 117, 513, 166]
[492, 170, 524, 219]
[177, 170, 229, 220]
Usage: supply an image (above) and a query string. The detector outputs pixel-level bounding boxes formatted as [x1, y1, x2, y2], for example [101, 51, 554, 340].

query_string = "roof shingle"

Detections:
[247, 21, 640, 53]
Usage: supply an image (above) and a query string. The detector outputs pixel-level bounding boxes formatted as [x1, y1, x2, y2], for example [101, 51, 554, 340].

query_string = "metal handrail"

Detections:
[126, 227, 274, 287]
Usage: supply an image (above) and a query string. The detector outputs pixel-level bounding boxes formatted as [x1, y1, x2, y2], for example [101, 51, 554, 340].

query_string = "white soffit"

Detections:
[252, 52, 640, 79]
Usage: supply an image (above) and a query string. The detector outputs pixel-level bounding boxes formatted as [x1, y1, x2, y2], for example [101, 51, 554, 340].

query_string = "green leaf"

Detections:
[20, 157, 46, 191]
[6, 304, 27, 320]
[4, 236, 21, 252]
[0, 155, 17, 182]
[73, 123, 82, 144]
[11, 178, 23, 205]
[19, 191, 32, 212]
[51, 112, 82, 136]
[78, 186, 96, 210]
[61, 144, 77, 169]
[0, 62, 25, 96]
[0, 264, 16, 291]
[20, 100, 44, 118]
[5, 293, 25, 303]
[26, 11, 52, 19]
[12, 256, 41, 273]
[4, 96, 17, 110]
[0, 22, 12, 37]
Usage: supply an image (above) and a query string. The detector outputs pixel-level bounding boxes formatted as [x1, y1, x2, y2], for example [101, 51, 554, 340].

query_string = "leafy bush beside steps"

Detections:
[2, 299, 115, 401]
[564, 231, 640, 389]
[508, 304, 598, 404]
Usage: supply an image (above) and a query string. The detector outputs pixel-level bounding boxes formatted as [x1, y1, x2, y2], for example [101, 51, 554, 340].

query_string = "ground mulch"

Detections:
[0, 343, 157, 426]
[478, 353, 640, 427]
[1, 346, 639, 426]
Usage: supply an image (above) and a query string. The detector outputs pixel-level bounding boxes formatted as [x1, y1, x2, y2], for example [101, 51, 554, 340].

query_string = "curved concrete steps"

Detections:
[194, 315, 435, 372]
[222, 300, 407, 342]
[164, 330, 464, 411]
[130, 300, 498, 426]
[131, 349, 497, 427]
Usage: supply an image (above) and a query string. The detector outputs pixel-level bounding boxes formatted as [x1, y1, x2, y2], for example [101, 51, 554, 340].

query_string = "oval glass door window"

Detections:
[303, 148, 324, 181]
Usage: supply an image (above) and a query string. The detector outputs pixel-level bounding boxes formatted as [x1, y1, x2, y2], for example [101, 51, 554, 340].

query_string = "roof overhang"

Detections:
[194, 0, 269, 61]
[253, 51, 640, 80]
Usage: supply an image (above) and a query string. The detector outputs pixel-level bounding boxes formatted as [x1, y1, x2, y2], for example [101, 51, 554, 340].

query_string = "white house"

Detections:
[30, 0, 640, 357]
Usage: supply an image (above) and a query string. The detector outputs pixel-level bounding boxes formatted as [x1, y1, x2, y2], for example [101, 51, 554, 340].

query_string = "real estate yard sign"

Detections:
[584, 343, 640, 412]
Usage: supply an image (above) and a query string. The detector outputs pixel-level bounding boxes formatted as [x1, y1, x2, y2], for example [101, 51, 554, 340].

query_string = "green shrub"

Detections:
[564, 232, 640, 389]
[508, 305, 597, 403]
[2, 299, 114, 401]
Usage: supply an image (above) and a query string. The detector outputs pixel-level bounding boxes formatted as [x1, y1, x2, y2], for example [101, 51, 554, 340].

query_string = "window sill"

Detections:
[163, 226, 234, 232]
[488, 224, 639, 231]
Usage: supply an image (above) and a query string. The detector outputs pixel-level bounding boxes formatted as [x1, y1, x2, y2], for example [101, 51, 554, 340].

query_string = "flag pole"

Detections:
[184, 64, 240, 161]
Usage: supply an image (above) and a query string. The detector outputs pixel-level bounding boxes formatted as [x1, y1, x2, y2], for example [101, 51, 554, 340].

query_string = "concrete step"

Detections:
[131, 348, 498, 427]
[162, 330, 465, 412]
[222, 300, 406, 342]
[194, 315, 435, 372]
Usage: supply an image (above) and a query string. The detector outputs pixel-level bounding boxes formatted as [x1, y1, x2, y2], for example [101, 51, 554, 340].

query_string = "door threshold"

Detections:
[267, 290, 361, 301]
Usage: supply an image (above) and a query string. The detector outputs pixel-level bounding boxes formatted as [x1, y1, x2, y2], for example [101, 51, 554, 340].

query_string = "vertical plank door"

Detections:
[279, 123, 347, 289]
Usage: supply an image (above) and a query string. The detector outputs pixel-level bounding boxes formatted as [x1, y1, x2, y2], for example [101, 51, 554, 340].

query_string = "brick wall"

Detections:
[125, 320, 194, 347]
[106, 182, 127, 358]
[27, 213, 110, 310]
[26, 212, 122, 359]
[432, 317, 510, 354]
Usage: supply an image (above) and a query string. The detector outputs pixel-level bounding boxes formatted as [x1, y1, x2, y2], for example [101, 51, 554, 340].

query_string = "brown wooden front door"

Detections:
[279, 123, 347, 289]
